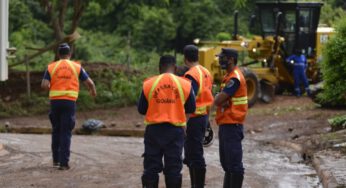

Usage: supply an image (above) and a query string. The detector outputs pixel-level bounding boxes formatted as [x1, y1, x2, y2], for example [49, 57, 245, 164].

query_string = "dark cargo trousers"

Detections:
[219, 124, 244, 174]
[142, 123, 184, 185]
[184, 115, 208, 168]
[49, 100, 76, 166]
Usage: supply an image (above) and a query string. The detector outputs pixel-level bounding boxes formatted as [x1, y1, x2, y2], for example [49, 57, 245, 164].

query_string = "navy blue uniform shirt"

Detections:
[222, 78, 240, 97]
[185, 75, 199, 95]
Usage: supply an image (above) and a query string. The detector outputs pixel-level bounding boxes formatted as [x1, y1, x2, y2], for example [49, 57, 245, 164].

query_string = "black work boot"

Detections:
[223, 172, 244, 188]
[165, 176, 182, 188]
[223, 172, 231, 188]
[189, 168, 206, 188]
[141, 176, 158, 188]
[233, 173, 244, 188]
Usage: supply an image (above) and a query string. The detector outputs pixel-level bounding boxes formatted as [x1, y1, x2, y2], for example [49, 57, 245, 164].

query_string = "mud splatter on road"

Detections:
[1, 96, 345, 187]
[0, 134, 321, 188]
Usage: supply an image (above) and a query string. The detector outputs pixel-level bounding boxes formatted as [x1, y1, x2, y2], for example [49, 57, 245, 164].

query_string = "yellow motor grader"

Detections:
[196, 0, 334, 107]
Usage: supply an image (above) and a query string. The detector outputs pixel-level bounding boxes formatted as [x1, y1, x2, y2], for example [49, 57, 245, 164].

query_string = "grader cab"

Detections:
[197, 0, 334, 106]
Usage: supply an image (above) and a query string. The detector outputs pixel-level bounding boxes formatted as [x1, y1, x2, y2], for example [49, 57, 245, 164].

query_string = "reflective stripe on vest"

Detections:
[170, 74, 185, 104]
[147, 74, 186, 105]
[144, 74, 187, 126]
[148, 74, 164, 101]
[230, 70, 246, 105]
[49, 90, 79, 98]
[196, 65, 203, 97]
[49, 60, 79, 99]
[51, 61, 63, 77]
[234, 70, 241, 80]
[216, 66, 248, 125]
[194, 65, 212, 115]
[196, 67, 206, 115]
[144, 121, 186, 127]
[195, 106, 207, 114]
[232, 96, 248, 105]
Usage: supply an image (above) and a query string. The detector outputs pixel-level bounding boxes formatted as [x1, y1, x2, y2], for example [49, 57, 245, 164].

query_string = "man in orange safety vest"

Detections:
[41, 43, 96, 170]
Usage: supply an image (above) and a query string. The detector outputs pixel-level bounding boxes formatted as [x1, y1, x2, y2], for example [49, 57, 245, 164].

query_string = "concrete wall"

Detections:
[0, 0, 9, 81]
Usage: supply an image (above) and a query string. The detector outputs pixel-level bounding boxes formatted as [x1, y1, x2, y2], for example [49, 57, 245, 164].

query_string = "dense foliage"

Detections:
[317, 19, 346, 106]
[8, 0, 257, 69]
[2, 0, 344, 116]
[9, 0, 344, 69]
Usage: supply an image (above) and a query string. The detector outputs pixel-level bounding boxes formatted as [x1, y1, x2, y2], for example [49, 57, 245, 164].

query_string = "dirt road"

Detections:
[0, 133, 320, 188]
[1, 95, 346, 187]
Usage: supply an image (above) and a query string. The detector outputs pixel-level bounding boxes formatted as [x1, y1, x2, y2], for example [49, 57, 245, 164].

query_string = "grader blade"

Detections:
[260, 80, 275, 103]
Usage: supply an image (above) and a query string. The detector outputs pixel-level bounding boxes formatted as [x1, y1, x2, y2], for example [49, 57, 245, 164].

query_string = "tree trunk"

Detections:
[40, 0, 86, 60]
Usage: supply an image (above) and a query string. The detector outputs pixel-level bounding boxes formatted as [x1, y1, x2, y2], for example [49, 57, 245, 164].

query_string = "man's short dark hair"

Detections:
[183, 45, 198, 62]
[159, 55, 176, 70]
[58, 43, 71, 56]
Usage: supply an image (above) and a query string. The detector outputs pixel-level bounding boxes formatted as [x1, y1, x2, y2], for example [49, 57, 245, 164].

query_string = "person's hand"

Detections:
[220, 101, 229, 113]
[83, 78, 97, 98]
[89, 89, 96, 98]
[221, 101, 229, 108]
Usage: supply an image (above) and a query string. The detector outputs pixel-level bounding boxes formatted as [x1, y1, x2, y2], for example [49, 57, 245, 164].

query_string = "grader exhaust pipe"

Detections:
[232, 10, 239, 40]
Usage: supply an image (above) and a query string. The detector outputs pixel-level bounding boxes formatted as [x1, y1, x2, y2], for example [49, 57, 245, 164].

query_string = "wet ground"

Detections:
[1, 96, 346, 187]
[0, 133, 321, 188]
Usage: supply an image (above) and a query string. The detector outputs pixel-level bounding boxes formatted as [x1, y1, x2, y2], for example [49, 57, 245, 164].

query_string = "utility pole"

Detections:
[0, 0, 15, 81]
[0, 0, 9, 81]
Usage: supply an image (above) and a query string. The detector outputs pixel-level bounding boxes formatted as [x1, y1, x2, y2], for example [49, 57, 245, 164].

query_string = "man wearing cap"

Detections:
[214, 48, 248, 188]
[41, 43, 96, 170]
[182, 45, 214, 188]
[138, 55, 196, 188]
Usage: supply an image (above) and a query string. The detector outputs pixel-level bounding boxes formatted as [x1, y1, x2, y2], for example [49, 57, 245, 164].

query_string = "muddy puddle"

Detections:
[204, 138, 321, 188]
[0, 133, 323, 188]
[243, 141, 321, 188]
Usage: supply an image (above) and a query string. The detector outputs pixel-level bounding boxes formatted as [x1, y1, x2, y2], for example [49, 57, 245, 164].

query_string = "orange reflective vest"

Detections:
[216, 67, 248, 125]
[143, 73, 192, 126]
[47, 59, 81, 101]
[184, 65, 214, 116]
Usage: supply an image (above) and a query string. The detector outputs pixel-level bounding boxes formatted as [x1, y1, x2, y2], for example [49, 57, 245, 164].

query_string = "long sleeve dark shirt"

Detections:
[222, 78, 240, 97]
[185, 75, 199, 95]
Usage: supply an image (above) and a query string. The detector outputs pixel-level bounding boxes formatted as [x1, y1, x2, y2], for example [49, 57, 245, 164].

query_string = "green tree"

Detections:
[9, 0, 54, 69]
[132, 6, 176, 52]
[320, 3, 346, 26]
[39, 0, 87, 42]
[169, 0, 224, 52]
[317, 19, 346, 106]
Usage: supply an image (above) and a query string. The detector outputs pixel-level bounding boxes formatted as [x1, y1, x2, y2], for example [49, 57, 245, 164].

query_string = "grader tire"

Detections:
[240, 67, 259, 108]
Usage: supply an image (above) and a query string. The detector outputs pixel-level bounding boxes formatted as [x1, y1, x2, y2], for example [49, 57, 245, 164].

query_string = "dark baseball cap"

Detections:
[217, 48, 238, 59]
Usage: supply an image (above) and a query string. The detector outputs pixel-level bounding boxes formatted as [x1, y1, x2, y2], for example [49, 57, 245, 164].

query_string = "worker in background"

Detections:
[286, 49, 310, 97]
[183, 45, 214, 188]
[41, 43, 96, 170]
[214, 48, 248, 188]
[138, 55, 196, 188]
